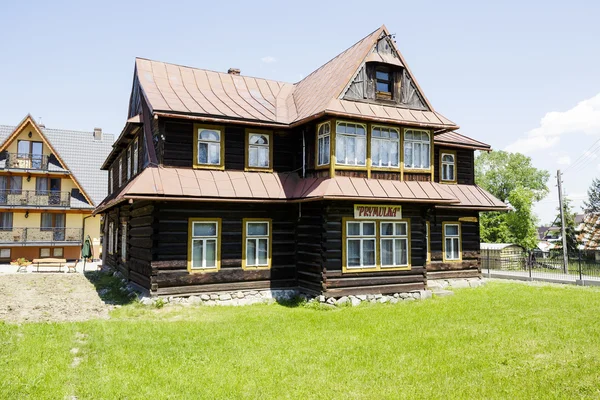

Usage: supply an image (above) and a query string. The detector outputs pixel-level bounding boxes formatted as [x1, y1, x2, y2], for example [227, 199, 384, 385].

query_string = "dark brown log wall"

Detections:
[434, 147, 475, 185]
[322, 201, 428, 297]
[427, 209, 481, 280]
[150, 201, 297, 296]
[296, 202, 326, 295]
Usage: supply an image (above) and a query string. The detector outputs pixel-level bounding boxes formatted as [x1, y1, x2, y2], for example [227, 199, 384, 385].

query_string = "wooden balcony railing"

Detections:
[0, 228, 83, 244]
[5, 153, 50, 170]
[0, 190, 71, 208]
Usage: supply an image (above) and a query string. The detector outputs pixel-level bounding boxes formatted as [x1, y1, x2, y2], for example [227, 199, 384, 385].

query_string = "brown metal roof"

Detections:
[134, 26, 458, 130]
[96, 167, 508, 213]
[435, 184, 508, 211]
[434, 131, 491, 151]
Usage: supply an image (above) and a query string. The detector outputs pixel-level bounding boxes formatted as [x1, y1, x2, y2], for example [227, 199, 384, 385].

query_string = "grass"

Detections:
[2, 281, 600, 399]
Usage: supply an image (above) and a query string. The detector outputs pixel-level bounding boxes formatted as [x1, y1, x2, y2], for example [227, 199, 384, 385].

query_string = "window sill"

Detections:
[244, 167, 274, 173]
[242, 265, 271, 270]
[440, 180, 458, 185]
[193, 164, 225, 171]
[342, 265, 411, 273]
[370, 166, 401, 172]
[403, 168, 432, 173]
[441, 258, 462, 263]
[335, 164, 368, 170]
[187, 267, 220, 274]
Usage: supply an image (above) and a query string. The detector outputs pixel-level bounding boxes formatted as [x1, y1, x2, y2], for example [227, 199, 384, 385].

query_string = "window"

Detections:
[40, 248, 61, 258]
[53, 247, 63, 257]
[346, 221, 376, 269]
[41, 213, 65, 230]
[194, 126, 223, 168]
[0, 213, 13, 230]
[127, 147, 132, 180]
[426, 222, 431, 263]
[441, 151, 456, 182]
[371, 126, 400, 168]
[0, 249, 11, 259]
[108, 222, 114, 254]
[317, 122, 331, 166]
[443, 223, 461, 261]
[246, 131, 271, 170]
[114, 223, 118, 256]
[16, 140, 43, 169]
[133, 138, 139, 175]
[404, 130, 430, 169]
[0, 176, 22, 196]
[40, 248, 50, 258]
[376, 67, 392, 96]
[118, 157, 122, 187]
[380, 221, 409, 267]
[121, 222, 127, 261]
[188, 219, 220, 271]
[243, 219, 271, 269]
[336, 122, 367, 166]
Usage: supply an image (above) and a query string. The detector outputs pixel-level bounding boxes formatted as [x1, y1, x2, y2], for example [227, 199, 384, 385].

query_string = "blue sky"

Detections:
[2, 0, 599, 223]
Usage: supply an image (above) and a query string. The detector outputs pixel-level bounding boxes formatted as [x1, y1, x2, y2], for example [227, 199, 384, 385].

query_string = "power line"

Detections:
[563, 136, 600, 175]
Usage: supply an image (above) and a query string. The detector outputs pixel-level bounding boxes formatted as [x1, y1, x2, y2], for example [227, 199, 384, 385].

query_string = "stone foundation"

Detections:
[427, 277, 485, 290]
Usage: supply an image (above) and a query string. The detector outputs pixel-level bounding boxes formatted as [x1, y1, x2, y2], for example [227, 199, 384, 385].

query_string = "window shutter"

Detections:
[394, 70, 403, 103]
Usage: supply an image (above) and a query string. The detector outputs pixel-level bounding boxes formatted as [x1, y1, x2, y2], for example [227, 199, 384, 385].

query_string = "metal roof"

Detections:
[96, 167, 508, 213]
[434, 131, 491, 151]
[134, 25, 458, 130]
[0, 124, 114, 206]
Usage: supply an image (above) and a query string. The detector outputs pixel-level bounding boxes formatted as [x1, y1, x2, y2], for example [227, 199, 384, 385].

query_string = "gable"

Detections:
[342, 33, 428, 110]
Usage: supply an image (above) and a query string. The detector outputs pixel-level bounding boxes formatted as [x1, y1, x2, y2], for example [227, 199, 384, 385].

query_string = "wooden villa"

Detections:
[96, 25, 508, 297]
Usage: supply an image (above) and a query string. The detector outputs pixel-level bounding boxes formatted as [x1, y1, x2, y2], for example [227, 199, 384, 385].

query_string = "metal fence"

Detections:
[483, 248, 600, 286]
[5, 153, 50, 170]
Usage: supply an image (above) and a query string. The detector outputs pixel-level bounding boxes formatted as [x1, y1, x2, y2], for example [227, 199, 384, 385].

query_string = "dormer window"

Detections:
[245, 130, 273, 171]
[376, 67, 392, 98]
[193, 124, 224, 170]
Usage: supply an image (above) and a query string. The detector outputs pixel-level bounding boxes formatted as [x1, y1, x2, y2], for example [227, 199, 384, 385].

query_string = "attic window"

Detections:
[375, 67, 392, 99]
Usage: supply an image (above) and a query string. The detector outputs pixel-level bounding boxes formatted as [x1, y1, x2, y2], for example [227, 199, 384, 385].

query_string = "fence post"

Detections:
[487, 250, 490, 277]
[578, 250, 583, 286]
[528, 250, 532, 280]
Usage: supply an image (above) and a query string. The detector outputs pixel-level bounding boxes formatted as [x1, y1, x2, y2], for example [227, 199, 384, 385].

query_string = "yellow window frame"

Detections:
[370, 124, 402, 172]
[334, 121, 368, 170]
[442, 221, 462, 262]
[187, 218, 222, 273]
[341, 217, 412, 273]
[402, 128, 433, 178]
[241, 218, 272, 270]
[193, 124, 225, 170]
[440, 149, 458, 184]
[315, 120, 333, 170]
[245, 129, 273, 172]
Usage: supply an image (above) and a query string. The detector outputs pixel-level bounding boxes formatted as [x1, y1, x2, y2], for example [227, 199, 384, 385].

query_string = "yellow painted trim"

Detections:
[334, 120, 368, 169]
[440, 149, 458, 184]
[402, 128, 433, 177]
[442, 221, 462, 262]
[193, 124, 225, 170]
[0, 115, 94, 206]
[315, 121, 332, 170]
[426, 221, 431, 263]
[187, 218, 222, 273]
[369, 124, 401, 174]
[342, 217, 412, 273]
[241, 218, 272, 270]
[458, 216, 478, 223]
[244, 129, 273, 172]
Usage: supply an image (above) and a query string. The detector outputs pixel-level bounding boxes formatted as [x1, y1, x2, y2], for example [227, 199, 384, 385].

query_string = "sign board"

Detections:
[458, 217, 478, 223]
[354, 204, 402, 220]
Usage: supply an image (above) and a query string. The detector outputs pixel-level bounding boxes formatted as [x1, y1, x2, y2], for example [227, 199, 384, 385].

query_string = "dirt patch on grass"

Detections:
[0, 273, 110, 323]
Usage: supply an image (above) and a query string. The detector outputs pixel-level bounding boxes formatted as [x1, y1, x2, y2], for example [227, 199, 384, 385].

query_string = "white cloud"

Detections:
[261, 56, 276, 64]
[505, 92, 600, 154]
[557, 156, 571, 165]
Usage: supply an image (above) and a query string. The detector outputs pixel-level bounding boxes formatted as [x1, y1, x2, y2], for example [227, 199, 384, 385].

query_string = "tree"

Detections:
[475, 151, 550, 249]
[584, 178, 600, 214]
[475, 151, 550, 202]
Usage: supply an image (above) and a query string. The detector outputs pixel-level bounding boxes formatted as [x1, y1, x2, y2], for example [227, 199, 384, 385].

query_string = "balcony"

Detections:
[4, 153, 50, 170]
[0, 228, 83, 245]
[0, 190, 71, 208]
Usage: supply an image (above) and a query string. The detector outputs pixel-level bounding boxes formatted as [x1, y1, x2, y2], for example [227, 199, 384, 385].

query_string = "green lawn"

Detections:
[2, 282, 600, 399]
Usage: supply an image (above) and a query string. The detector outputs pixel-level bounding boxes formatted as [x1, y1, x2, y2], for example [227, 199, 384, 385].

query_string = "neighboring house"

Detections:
[96, 25, 508, 297]
[0, 115, 113, 261]
[576, 213, 600, 260]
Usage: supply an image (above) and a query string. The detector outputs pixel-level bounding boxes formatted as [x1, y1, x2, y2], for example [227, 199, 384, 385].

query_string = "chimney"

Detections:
[227, 68, 241, 75]
[38, 117, 45, 129]
[93, 127, 102, 141]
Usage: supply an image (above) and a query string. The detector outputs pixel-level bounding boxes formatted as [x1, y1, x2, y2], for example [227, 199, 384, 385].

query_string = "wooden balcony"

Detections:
[0, 190, 71, 208]
[4, 153, 50, 170]
[0, 227, 83, 245]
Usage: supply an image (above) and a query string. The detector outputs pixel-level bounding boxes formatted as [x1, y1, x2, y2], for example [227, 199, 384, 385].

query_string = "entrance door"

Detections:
[49, 179, 61, 205]
[41, 213, 66, 241]
[16, 141, 43, 169]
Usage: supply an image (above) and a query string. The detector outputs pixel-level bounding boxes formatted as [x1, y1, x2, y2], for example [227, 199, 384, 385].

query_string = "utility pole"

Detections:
[557, 170, 569, 274]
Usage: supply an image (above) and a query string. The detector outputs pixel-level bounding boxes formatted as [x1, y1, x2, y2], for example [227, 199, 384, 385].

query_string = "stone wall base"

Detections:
[428, 277, 485, 290]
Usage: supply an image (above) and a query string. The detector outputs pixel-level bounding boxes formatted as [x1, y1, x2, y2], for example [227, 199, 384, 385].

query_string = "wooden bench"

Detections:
[32, 258, 76, 273]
